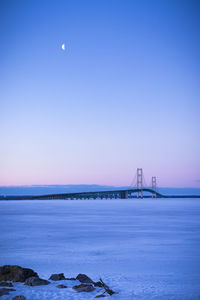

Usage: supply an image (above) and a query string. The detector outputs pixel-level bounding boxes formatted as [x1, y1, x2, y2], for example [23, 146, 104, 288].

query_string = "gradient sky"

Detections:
[0, 0, 200, 187]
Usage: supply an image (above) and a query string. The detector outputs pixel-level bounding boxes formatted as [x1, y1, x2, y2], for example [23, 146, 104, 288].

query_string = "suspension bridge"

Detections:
[1, 168, 199, 200]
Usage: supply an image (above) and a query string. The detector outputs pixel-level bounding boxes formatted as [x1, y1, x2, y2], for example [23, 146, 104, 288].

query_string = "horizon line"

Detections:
[0, 184, 200, 189]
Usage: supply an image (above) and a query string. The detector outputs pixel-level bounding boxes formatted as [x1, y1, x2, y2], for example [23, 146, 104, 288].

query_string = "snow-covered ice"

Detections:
[0, 198, 200, 299]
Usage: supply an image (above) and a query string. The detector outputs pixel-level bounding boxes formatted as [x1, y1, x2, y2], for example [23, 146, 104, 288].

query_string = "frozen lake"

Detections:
[0, 198, 200, 299]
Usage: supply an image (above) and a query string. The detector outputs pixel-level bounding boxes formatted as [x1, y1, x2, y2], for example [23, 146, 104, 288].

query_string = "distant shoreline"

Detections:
[1, 195, 200, 200]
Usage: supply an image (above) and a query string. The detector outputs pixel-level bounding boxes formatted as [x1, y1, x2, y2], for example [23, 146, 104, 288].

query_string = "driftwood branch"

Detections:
[99, 278, 115, 296]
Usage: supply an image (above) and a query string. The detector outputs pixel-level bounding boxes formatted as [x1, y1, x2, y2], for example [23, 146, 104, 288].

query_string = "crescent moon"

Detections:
[61, 43, 65, 51]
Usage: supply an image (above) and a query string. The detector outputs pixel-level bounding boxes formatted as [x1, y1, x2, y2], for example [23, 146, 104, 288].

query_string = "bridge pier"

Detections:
[119, 191, 128, 199]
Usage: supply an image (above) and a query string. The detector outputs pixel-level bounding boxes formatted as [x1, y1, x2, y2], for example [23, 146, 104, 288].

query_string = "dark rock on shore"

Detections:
[56, 284, 67, 288]
[72, 283, 95, 292]
[24, 276, 50, 286]
[49, 273, 66, 281]
[0, 288, 16, 296]
[76, 273, 94, 284]
[0, 265, 115, 298]
[0, 265, 38, 282]
[0, 281, 13, 287]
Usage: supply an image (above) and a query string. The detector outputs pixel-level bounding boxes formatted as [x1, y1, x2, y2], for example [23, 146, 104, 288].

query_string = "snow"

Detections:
[0, 198, 200, 299]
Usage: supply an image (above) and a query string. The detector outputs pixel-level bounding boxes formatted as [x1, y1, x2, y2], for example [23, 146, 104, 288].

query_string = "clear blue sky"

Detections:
[0, 0, 199, 187]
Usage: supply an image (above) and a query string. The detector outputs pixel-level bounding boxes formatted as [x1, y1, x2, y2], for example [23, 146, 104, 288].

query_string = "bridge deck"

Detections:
[1, 188, 200, 200]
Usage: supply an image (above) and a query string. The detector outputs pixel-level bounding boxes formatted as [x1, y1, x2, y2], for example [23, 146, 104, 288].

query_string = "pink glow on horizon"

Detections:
[0, 164, 200, 188]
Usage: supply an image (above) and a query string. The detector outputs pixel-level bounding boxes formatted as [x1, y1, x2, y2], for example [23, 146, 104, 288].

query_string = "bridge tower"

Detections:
[137, 168, 143, 198]
[152, 176, 156, 198]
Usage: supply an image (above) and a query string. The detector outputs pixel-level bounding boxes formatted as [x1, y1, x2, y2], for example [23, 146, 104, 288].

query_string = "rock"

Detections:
[49, 273, 66, 281]
[0, 281, 13, 287]
[94, 281, 103, 287]
[12, 296, 26, 300]
[76, 274, 94, 284]
[95, 294, 106, 298]
[72, 283, 95, 292]
[0, 288, 16, 296]
[65, 277, 76, 281]
[0, 265, 38, 282]
[24, 276, 50, 286]
[56, 284, 67, 288]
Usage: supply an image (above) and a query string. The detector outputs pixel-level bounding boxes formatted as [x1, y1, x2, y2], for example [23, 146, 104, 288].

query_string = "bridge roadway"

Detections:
[1, 188, 200, 200]
[28, 188, 163, 200]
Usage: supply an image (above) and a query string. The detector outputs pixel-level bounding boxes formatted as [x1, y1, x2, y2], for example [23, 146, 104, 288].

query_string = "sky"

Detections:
[0, 0, 200, 187]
